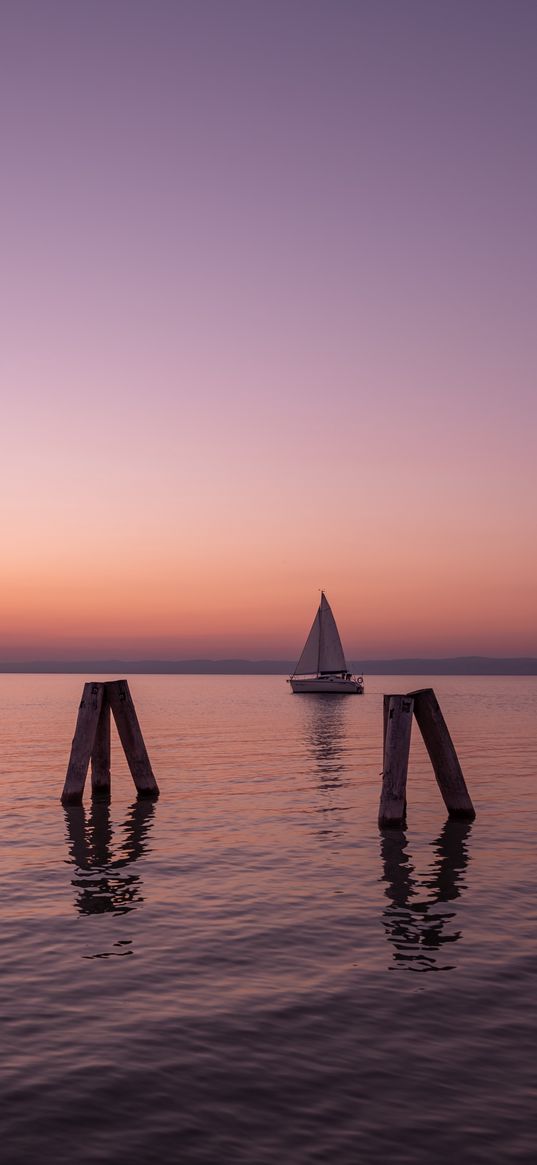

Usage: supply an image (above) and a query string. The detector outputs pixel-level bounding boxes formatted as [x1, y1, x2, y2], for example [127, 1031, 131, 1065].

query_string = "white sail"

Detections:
[293, 593, 348, 675]
[294, 609, 322, 674]
[318, 592, 348, 672]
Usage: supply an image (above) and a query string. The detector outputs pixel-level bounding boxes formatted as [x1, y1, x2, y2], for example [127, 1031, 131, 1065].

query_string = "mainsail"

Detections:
[293, 593, 348, 675]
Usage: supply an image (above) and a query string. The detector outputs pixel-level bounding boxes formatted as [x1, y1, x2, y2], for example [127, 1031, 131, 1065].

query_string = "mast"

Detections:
[317, 591, 323, 675]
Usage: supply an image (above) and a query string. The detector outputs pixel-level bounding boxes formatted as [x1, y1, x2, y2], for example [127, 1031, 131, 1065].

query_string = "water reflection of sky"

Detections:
[63, 800, 156, 954]
[380, 821, 472, 972]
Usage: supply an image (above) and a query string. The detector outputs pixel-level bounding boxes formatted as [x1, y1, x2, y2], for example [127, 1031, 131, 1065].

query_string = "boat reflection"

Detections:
[302, 696, 349, 839]
[306, 696, 347, 784]
[63, 799, 156, 918]
[380, 820, 472, 972]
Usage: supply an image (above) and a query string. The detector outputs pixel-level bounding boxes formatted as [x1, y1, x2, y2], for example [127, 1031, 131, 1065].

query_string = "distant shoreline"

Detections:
[0, 657, 536, 675]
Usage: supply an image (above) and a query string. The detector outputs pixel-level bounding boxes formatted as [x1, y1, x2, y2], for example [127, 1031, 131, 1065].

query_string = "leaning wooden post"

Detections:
[409, 688, 475, 820]
[378, 695, 414, 828]
[91, 691, 111, 801]
[61, 683, 104, 805]
[106, 679, 159, 799]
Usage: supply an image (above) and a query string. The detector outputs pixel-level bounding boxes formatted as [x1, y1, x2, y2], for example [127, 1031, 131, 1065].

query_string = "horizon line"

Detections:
[0, 655, 536, 676]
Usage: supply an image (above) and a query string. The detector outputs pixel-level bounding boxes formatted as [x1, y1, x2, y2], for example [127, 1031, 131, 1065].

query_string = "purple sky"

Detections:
[1, 1, 536, 659]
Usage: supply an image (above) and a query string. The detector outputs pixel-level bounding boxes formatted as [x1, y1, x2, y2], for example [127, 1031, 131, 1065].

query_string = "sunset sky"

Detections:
[1, 0, 536, 661]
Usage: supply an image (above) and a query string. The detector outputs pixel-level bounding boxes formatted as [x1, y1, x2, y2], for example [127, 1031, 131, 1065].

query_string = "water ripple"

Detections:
[1, 674, 536, 1164]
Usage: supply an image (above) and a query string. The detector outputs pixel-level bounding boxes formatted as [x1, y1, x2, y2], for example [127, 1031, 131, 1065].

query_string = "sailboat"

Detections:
[288, 593, 364, 694]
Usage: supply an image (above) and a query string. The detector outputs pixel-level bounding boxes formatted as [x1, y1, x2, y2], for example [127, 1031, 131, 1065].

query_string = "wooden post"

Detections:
[382, 694, 389, 760]
[409, 688, 475, 820]
[106, 679, 160, 799]
[383, 695, 407, 823]
[91, 691, 111, 801]
[61, 683, 104, 805]
[378, 695, 414, 828]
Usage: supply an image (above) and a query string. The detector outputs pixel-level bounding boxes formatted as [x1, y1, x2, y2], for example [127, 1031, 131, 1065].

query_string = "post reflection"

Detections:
[380, 820, 472, 972]
[63, 799, 156, 918]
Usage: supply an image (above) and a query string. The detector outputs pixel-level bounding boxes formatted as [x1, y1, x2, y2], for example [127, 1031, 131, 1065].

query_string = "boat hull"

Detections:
[289, 677, 364, 694]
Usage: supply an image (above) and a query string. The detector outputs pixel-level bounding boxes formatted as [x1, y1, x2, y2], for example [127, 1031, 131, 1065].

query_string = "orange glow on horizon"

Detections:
[2, 542, 536, 660]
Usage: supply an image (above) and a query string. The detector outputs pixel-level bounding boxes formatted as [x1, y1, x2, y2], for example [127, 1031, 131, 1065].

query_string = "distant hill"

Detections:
[358, 657, 537, 675]
[0, 657, 536, 674]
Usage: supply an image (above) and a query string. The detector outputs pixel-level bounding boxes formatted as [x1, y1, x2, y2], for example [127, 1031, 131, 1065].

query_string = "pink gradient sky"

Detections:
[1, 0, 536, 660]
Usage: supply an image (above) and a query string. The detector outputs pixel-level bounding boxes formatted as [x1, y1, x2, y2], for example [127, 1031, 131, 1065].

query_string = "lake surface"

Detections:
[2, 674, 536, 1164]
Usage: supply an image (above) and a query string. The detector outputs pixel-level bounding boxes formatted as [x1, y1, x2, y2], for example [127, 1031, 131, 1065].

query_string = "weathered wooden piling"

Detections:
[408, 688, 475, 820]
[383, 693, 408, 824]
[91, 692, 111, 801]
[106, 679, 160, 800]
[378, 694, 414, 828]
[61, 683, 105, 805]
[61, 679, 159, 804]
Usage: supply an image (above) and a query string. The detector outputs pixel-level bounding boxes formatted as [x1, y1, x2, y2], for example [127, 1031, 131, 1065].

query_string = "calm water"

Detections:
[2, 675, 536, 1164]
